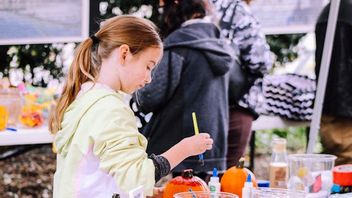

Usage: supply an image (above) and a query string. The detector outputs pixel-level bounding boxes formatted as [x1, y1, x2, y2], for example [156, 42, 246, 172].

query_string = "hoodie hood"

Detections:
[54, 89, 117, 156]
[164, 21, 235, 75]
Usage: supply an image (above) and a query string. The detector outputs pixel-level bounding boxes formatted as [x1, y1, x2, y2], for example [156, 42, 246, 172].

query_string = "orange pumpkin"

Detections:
[220, 158, 257, 198]
[163, 169, 209, 198]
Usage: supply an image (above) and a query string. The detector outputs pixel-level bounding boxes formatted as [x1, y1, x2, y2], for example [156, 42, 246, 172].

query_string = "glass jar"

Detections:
[269, 138, 288, 189]
[0, 88, 23, 129]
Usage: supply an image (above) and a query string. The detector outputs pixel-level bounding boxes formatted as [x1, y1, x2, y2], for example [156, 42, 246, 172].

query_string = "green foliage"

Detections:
[0, 44, 65, 86]
[0, 0, 158, 87]
[99, 0, 159, 23]
[0, 0, 302, 87]
[266, 34, 305, 68]
[0, 46, 10, 76]
[255, 127, 308, 154]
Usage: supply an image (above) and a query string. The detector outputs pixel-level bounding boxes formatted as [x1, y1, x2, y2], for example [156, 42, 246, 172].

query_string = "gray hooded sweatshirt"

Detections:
[133, 19, 235, 172]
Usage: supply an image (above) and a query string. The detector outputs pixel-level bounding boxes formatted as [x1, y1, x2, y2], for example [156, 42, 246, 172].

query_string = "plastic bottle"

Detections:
[242, 174, 253, 198]
[208, 168, 221, 193]
[269, 138, 288, 188]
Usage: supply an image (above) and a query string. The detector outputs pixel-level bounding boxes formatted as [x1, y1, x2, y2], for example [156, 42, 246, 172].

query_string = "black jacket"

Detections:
[315, 0, 352, 118]
[133, 21, 234, 172]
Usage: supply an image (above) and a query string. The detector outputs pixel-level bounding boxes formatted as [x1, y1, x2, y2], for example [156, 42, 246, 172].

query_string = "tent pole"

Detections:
[307, 0, 341, 154]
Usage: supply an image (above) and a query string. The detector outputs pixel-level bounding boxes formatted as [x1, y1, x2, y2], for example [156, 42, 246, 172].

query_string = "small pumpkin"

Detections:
[163, 169, 209, 198]
[220, 158, 258, 198]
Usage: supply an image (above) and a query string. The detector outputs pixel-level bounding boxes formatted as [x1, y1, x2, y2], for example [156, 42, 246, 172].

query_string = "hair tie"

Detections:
[90, 35, 100, 45]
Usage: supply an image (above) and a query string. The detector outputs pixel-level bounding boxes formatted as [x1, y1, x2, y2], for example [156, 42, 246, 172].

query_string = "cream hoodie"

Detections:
[53, 84, 155, 198]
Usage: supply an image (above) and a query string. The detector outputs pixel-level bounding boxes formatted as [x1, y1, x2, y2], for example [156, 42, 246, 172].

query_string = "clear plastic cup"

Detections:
[251, 187, 306, 198]
[0, 88, 23, 129]
[288, 154, 336, 197]
[173, 191, 238, 198]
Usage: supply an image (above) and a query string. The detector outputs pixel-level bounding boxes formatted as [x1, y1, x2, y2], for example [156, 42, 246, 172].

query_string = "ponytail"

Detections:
[49, 38, 98, 134]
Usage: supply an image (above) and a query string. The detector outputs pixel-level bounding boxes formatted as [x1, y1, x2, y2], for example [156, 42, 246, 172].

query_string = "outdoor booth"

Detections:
[0, 0, 350, 197]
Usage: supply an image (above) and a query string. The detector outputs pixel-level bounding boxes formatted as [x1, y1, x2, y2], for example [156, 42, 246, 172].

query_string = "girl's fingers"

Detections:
[200, 132, 210, 138]
[206, 139, 213, 145]
[206, 145, 213, 150]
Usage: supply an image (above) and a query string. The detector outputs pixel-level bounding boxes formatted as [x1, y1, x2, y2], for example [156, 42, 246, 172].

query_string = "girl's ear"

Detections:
[118, 44, 131, 65]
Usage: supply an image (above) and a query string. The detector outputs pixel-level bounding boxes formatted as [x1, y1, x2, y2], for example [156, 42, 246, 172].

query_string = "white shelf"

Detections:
[252, 115, 310, 131]
[0, 126, 54, 146]
[0, 116, 310, 146]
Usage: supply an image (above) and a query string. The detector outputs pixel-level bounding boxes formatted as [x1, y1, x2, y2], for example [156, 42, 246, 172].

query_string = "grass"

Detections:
[254, 126, 322, 155]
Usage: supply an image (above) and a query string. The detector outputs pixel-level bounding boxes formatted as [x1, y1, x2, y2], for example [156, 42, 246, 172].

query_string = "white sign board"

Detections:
[0, 0, 89, 45]
[249, 0, 330, 34]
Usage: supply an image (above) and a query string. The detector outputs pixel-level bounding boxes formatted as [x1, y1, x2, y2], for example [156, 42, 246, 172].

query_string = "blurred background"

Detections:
[0, 0, 327, 197]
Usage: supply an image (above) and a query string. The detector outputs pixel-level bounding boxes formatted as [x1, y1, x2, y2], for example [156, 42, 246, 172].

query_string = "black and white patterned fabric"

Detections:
[261, 74, 316, 121]
[211, 0, 272, 115]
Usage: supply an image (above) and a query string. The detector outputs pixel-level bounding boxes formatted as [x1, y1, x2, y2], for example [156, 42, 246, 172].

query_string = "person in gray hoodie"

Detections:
[133, 0, 235, 174]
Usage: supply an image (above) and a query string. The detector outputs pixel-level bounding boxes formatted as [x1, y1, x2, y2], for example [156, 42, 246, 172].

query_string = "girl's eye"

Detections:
[147, 66, 151, 71]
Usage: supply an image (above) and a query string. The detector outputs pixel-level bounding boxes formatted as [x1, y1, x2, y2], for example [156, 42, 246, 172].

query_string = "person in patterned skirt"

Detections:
[211, 0, 273, 168]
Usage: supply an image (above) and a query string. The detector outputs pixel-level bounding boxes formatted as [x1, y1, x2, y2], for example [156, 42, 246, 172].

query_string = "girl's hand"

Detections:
[160, 133, 213, 170]
[181, 133, 213, 157]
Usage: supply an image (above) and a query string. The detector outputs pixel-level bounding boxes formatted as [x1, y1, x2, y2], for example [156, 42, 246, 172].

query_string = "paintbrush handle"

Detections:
[192, 112, 199, 135]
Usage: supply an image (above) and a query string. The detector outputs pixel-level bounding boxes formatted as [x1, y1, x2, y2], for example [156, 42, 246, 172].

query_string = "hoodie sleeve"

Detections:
[133, 50, 184, 113]
[87, 96, 156, 196]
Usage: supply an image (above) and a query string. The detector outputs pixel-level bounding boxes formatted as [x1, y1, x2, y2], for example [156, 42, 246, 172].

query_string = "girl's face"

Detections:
[120, 47, 162, 94]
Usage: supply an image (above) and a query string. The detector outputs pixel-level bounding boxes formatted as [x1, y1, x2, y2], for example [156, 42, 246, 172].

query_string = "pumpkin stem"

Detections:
[236, 157, 245, 169]
[182, 169, 194, 178]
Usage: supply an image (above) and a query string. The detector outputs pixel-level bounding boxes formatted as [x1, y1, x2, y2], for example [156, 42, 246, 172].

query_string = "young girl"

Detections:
[49, 15, 213, 198]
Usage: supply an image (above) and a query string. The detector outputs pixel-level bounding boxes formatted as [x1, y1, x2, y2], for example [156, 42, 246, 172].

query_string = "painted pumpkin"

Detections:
[163, 169, 209, 198]
[221, 158, 258, 198]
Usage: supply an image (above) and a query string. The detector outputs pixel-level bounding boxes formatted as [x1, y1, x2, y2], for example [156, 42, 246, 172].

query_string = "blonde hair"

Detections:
[49, 15, 162, 134]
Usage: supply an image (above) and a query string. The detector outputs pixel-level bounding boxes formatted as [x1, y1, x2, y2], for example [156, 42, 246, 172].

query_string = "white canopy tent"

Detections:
[0, 0, 342, 156]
